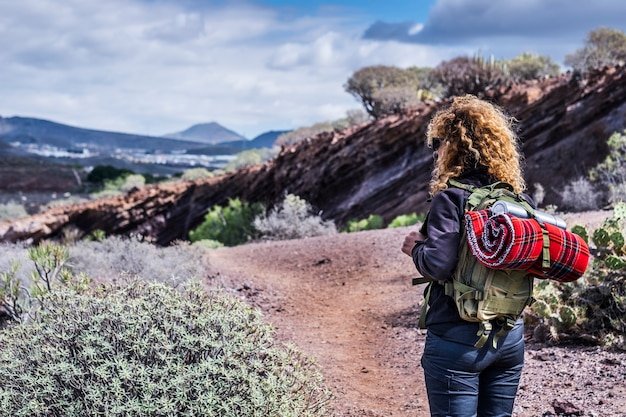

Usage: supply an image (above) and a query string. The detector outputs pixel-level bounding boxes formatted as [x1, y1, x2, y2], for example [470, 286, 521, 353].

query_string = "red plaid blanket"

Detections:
[464, 209, 590, 282]
[465, 210, 544, 269]
[527, 221, 590, 282]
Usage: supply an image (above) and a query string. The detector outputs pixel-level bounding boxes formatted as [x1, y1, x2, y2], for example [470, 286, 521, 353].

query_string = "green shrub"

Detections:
[589, 130, 626, 204]
[181, 167, 213, 181]
[527, 204, 626, 348]
[253, 194, 337, 240]
[342, 214, 384, 233]
[387, 213, 425, 228]
[189, 198, 264, 246]
[0, 242, 92, 324]
[223, 149, 277, 172]
[0, 279, 332, 416]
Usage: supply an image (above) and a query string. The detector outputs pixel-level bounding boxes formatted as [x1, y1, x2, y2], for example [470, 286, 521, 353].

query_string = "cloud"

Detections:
[0, 0, 459, 138]
[363, 0, 626, 61]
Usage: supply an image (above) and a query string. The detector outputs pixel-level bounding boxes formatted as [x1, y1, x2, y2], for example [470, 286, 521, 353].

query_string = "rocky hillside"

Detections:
[2, 65, 626, 245]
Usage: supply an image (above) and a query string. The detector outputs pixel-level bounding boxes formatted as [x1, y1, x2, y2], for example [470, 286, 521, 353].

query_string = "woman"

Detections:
[401, 94, 531, 417]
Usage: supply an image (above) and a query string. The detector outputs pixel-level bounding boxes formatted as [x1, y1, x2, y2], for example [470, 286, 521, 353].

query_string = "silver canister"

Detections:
[491, 200, 567, 229]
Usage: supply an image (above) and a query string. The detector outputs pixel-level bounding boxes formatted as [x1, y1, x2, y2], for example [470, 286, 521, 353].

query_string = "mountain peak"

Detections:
[164, 122, 246, 144]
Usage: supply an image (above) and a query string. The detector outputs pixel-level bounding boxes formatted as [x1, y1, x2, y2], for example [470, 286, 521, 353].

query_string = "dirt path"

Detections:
[208, 228, 426, 416]
[206, 225, 626, 417]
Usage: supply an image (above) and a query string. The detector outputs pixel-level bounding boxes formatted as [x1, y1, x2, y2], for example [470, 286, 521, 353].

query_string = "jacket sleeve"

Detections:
[411, 190, 463, 281]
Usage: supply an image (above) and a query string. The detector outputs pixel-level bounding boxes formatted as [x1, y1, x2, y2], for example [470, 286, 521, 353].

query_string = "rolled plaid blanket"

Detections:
[527, 221, 590, 282]
[465, 210, 545, 270]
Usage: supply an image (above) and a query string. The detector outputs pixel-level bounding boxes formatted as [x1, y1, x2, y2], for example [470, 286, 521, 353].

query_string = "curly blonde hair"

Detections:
[426, 94, 526, 195]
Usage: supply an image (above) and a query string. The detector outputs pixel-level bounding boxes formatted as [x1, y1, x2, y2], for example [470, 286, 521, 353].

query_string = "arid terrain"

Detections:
[207, 210, 626, 417]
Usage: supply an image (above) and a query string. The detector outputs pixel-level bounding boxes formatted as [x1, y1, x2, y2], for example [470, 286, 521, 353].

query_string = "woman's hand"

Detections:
[401, 230, 425, 257]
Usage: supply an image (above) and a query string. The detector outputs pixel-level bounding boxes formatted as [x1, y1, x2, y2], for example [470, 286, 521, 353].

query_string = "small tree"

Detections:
[565, 27, 626, 72]
[428, 55, 510, 98]
[344, 65, 428, 118]
[506, 52, 560, 81]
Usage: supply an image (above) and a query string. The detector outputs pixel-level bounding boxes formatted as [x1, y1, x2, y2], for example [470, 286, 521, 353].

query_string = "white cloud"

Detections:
[364, 0, 626, 63]
[0, 0, 457, 138]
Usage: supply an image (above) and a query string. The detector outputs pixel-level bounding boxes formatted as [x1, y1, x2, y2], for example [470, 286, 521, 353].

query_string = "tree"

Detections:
[428, 55, 510, 99]
[344, 65, 428, 118]
[565, 27, 626, 73]
[86, 165, 134, 184]
[506, 52, 560, 81]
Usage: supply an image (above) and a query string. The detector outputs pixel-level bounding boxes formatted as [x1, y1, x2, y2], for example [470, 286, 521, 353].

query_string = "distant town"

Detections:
[12, 142, 237, 170]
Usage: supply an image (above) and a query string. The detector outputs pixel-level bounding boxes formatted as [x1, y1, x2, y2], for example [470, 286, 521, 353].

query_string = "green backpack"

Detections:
[413, 179, 546, 349]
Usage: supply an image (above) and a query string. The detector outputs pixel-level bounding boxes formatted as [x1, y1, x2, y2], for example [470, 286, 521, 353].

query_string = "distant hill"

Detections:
[0, 116, 208, 152]
[250, 130, 289, 148]
[164, 122, 245, 144]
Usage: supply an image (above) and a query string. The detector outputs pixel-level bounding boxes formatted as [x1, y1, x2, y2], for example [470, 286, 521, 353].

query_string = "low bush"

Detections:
[189, 198, 264, 246]
[0, 279, 332, 416]
[69, 236, 210, 285]
[558, 177, 602, 212]
[254, 194, 337, 240]
[342, 214, 384, 233]
[180, 167, 213, 181]
[387, 213, 425, 228]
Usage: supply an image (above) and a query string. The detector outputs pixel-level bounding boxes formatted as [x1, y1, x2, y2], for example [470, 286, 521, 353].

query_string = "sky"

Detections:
[1, 1, 626, 139]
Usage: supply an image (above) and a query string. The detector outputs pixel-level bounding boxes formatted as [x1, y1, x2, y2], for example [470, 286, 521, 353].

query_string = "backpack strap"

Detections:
[411, 277, 437, 329]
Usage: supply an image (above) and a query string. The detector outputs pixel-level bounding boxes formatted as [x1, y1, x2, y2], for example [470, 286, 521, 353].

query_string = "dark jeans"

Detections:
[421, 322, 525, 417]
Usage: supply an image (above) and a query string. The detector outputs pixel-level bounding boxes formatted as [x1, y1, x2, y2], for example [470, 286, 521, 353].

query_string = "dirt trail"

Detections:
[206, 223, 626, 417]
[208, 228, 427, 416]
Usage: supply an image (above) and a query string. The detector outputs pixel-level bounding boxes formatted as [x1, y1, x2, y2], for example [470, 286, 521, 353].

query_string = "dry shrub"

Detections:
[558, 177, 602, 212]
[254, 194, 336, 241]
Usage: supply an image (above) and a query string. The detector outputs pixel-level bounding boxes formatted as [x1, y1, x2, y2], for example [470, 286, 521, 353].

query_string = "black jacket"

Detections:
[411, 171, 535, 341]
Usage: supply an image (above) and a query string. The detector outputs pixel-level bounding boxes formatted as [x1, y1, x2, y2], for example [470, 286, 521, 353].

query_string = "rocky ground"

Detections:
[206, 211, 626, 417]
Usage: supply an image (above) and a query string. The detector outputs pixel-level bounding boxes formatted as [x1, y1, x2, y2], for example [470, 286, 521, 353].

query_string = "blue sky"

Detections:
[1, 0, 625, 139]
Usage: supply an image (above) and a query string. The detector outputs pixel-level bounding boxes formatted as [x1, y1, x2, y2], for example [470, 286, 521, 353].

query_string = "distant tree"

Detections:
[428, 55, 510, 98]
[565, 27, 626, 73]
[181, 167, 213, 181]
[506, 52, 560, 81]
[120, 174, 146, 193]
[223, 148, 277, 172]
[86, 165, 134, 184]
[344, 65, 429, 118]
